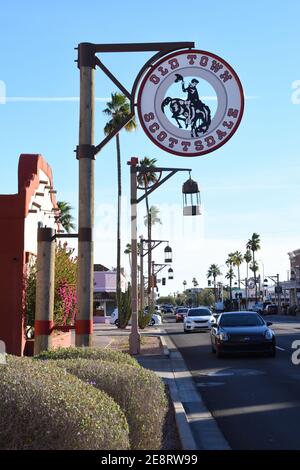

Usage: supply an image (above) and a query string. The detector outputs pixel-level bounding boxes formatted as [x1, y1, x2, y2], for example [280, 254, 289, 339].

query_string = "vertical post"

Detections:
[34, 227, 56, 355]
[151, 260, 155, 305]
[277, 274, 281, 314]
[129, 158, 141, 355]
[76, 43, 95, 347]
[140, 236, 144, 312]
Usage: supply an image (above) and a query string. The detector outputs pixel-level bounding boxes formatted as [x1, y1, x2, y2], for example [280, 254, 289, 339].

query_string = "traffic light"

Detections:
[208, 280, 211, 286]
[162, 278, 166, 286]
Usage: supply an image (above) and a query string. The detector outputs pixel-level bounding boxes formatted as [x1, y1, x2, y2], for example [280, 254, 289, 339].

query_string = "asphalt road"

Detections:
[164, 315, 300, 450]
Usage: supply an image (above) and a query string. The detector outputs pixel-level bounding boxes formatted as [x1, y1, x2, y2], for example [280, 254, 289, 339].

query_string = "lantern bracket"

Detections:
[136, 166, 192, 204]
[141, 239, 169, 257]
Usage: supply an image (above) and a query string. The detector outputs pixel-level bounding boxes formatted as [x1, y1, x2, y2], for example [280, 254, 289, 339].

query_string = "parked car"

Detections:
[110, 309, 162, 327]
[144, 305, 162, 314]
[263, 304, 278, 315]
[184, 307, 214, 333]
[175, 307, 189, 322]
[210, 311, 276, 358]
[161, 304, 174, 314]
[251, 301, 271, 314]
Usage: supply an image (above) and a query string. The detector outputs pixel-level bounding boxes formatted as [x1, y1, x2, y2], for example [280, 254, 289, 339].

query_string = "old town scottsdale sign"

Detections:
[137, 50, 244, 157]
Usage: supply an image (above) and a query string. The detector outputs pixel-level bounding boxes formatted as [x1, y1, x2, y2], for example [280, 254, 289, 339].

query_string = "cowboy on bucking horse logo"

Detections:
[161, 74, 211, 137]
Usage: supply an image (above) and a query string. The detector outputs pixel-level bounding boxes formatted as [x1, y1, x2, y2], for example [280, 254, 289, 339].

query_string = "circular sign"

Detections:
[137, 50, 244, 157]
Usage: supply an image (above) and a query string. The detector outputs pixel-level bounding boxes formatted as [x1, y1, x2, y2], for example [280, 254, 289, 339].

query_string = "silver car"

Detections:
[184, 306, 214, 333]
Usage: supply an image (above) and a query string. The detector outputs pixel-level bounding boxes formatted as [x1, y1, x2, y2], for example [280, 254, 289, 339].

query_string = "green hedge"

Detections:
[55, 358, 168, 450]
[36, 346, 139, 367]
[0, 356, 129, 450]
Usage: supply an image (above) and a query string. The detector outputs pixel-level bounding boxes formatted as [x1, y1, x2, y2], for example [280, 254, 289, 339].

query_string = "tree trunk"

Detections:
[213, 275, 217, 302]
[253, 250, 257, 302]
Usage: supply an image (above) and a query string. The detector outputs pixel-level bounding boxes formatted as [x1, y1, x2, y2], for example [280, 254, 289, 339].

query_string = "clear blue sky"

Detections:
[0, 1, 299, 292]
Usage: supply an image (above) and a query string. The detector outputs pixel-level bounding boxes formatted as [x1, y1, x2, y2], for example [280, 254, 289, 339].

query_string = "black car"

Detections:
[211, 311, 276, 358]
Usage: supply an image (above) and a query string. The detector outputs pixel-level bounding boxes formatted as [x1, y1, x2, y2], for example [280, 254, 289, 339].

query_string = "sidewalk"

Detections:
[89, 323, 229, 450]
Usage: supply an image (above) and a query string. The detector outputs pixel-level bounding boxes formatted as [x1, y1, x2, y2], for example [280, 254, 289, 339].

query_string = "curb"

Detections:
[160, 329, 231, 451]
[159, 333, 170, 357]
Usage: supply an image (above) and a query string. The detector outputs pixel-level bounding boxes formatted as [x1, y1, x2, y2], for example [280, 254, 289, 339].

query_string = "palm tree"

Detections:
[232, 251, 243, 289]
[226, 253, 235, 301]
[246, 233, 261, 302]
[103, 93, 137, 307]
[207, 264, 222, 302]
[192, 277, 198, 287]
[138, 157, 159, 305]
[143, 206, 162, 226]
[225, 268, 236, 302]
[57, 201, 76, 233]
[124, 242, 141, 270]
[244, 250, 252, 308]
[183, 280, 187, 290]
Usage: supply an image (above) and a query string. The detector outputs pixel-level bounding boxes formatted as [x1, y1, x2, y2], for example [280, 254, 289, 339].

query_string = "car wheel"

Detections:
[184, 328, 190, 333]
[114, 319, 119, 327]
[150, 319, 155, 326]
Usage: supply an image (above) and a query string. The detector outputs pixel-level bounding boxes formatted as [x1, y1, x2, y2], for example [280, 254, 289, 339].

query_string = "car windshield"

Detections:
[188, 308, 211, 317]
[178, 308, 188, 313]
[220, 313, 264, 327]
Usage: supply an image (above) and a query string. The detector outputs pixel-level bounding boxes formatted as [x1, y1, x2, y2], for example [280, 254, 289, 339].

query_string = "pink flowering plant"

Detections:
[24, 242, 77, 337]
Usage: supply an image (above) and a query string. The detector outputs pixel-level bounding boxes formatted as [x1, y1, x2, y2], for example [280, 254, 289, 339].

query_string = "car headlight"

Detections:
[219, 332, 229, 342]
[265, 330, 273, 340]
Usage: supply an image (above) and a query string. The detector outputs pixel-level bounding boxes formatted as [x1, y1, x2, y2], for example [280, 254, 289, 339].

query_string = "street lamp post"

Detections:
[128, 158, 199, 354]
[129, 158, 140, 355]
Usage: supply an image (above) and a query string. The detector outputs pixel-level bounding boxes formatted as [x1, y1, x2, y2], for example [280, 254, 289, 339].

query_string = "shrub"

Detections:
[55, 358, 168, 450]
[0, 356, 129, 450]
[35, 346, 139, 367]
[24, 242, 77, 334]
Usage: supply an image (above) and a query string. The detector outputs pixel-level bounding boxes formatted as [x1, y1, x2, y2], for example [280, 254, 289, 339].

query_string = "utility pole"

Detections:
[277, 273, 281, 314]
[76, 43, 95, 347]
[129, 158, 140, 355]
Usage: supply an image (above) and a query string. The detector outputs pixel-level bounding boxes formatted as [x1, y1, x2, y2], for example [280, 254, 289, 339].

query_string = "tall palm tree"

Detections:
[226, 253, 235, 301]
[57, 201, 76, 233]
[138, 157, 159, 305]
[143, 206, 162, 226]
[207, 264, 222, 302]
[232, 251, 243, 289]
[124, 242, 141, 270]
[246, 233, 261, 302]
[103, 92, 137, 306]
[183, 280, 187, 291]
[244, 250, 252, 308]
[225, 268, 236, 302]
[144, 205, 162, 304]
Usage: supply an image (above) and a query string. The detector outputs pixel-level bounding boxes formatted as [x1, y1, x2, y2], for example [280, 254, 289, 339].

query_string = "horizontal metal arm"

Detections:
[94, 42, 194, 53]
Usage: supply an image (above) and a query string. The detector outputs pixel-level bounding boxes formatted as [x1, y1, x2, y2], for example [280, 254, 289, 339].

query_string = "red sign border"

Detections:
[137, 49, 245, 157]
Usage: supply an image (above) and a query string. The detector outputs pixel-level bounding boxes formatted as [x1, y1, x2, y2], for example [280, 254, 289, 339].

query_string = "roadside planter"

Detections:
[24, 327, 72, 357]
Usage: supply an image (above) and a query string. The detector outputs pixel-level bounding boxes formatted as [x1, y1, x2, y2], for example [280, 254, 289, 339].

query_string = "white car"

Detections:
[184, 306, 214, 333]
[110, 309, 162, 327]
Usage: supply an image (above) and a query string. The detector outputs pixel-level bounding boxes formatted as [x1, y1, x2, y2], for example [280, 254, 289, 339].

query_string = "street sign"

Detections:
[275, 286, 283, 294]
[137, 49, 244, 157]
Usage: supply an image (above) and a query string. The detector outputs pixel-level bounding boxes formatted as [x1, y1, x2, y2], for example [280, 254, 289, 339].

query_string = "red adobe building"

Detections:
[0, 154, 58, 355]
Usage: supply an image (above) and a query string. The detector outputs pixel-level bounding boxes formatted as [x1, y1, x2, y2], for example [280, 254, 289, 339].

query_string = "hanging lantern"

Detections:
[182, 177, 201, 216]
[168, 267, 174, 280]
[164, 245, 173, 263]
